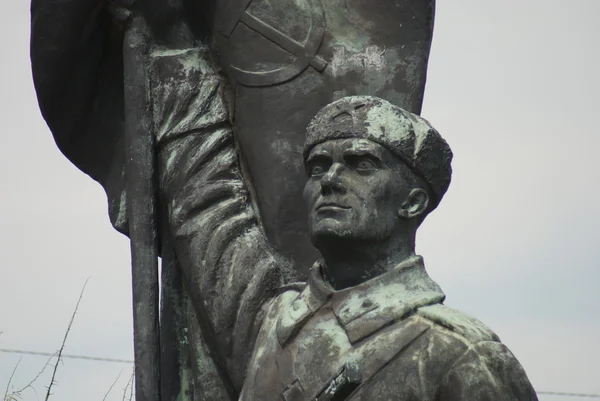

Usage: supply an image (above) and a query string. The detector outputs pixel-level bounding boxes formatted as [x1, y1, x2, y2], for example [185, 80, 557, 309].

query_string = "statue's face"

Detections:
[303, 138, 425, 247]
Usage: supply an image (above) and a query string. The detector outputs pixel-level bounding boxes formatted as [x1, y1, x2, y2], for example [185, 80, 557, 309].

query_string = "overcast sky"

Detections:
[1, 1, 599, 400]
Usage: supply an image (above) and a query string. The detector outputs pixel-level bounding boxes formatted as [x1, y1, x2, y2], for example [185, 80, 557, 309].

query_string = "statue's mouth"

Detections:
[316, 202, 350, 211]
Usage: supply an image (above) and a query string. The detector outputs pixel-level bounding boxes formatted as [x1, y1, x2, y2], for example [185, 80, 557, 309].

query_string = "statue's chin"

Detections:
[310, 224, 358, 251]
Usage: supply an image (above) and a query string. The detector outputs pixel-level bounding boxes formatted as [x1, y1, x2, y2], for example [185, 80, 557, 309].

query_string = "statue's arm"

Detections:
[151, 48, 286, 389]
[437, 341, 538, 401]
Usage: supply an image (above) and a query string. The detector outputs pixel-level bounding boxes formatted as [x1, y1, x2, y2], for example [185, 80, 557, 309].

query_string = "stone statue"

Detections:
[29, 0, 537, 400]
[157, 88, 538, 399]
[239, 96, 538, 400]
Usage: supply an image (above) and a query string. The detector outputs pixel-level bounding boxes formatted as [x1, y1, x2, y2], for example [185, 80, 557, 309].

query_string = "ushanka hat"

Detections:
[304, 96, 453, 209]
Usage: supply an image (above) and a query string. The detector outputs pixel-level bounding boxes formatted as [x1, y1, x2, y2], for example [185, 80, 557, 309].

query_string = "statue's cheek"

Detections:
[303, 179, 320, 205]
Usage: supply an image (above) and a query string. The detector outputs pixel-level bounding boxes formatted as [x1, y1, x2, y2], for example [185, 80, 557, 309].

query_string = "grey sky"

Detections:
[1, 1, 599, 400]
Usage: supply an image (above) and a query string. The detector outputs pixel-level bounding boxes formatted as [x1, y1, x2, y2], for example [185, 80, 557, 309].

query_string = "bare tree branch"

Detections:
[3, 357, 22, 401]
[44, 279, 89, 401]
[121, 371, 135, 401]
[102, 369, 123, 401]
[8, 352, 57, 401]
[128, 372, 134, 401]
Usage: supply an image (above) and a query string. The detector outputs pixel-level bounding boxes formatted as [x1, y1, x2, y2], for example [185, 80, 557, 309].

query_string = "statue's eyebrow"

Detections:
[306, 149, 332, 163]
[342, 147, 382, 161]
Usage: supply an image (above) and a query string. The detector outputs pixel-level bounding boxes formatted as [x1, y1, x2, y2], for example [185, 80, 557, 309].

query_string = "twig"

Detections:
[29, 386, 41, 401]
[121, 371, 134, 401]
[44, 279, 89, 401]
[3, 357, 22, 401]
[10, 352, 56, 401]
[102, 369, 123, 401]
[128, 372, 134, 401]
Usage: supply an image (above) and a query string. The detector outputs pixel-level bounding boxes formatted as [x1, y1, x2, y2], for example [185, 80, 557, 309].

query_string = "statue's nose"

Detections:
[321, 163, 346, 194]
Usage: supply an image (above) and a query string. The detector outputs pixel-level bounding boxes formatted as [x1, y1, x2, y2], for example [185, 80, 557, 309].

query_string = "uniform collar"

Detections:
[276, 255, 445, 346]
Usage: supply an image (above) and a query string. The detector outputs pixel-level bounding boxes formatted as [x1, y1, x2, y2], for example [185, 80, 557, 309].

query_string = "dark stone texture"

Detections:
[31, 0, 129, 233]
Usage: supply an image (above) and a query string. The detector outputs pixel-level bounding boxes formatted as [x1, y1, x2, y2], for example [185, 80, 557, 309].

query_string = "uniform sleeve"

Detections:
[437, 341, 538, 401]
[150, 48, 286, 390]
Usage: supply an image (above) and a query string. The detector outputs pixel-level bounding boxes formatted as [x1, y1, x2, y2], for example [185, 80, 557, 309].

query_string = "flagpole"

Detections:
[123, 15, 161, 401]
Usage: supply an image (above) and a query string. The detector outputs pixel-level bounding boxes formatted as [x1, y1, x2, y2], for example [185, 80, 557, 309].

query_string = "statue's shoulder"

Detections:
[262, 282, 306, 316]
[416, 303, 501, 344]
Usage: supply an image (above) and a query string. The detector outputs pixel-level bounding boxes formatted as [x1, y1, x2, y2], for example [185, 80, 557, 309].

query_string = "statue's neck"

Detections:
[319, 236, 415, 290]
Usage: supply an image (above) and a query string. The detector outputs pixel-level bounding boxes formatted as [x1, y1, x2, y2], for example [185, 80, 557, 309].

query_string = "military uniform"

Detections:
[241, 256, 537, 401]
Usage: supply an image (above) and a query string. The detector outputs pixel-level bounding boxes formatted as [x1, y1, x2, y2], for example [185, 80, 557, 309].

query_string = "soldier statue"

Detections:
[30, 0, 538, 400]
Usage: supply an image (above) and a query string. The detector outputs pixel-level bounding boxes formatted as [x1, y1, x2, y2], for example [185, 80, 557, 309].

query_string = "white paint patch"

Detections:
[329, 45, 388, 77]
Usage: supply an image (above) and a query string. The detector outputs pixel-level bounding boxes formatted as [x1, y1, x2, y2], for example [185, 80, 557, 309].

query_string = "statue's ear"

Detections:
[398, 188, 429, 220]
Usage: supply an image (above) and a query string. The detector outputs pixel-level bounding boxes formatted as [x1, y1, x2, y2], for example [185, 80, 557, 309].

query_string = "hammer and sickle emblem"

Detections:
[217, 0, 329, 87]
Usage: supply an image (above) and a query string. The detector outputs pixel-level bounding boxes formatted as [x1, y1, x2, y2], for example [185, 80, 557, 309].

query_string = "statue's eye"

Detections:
[354, 157, 377, 171]
[310, 163, 328, 177]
